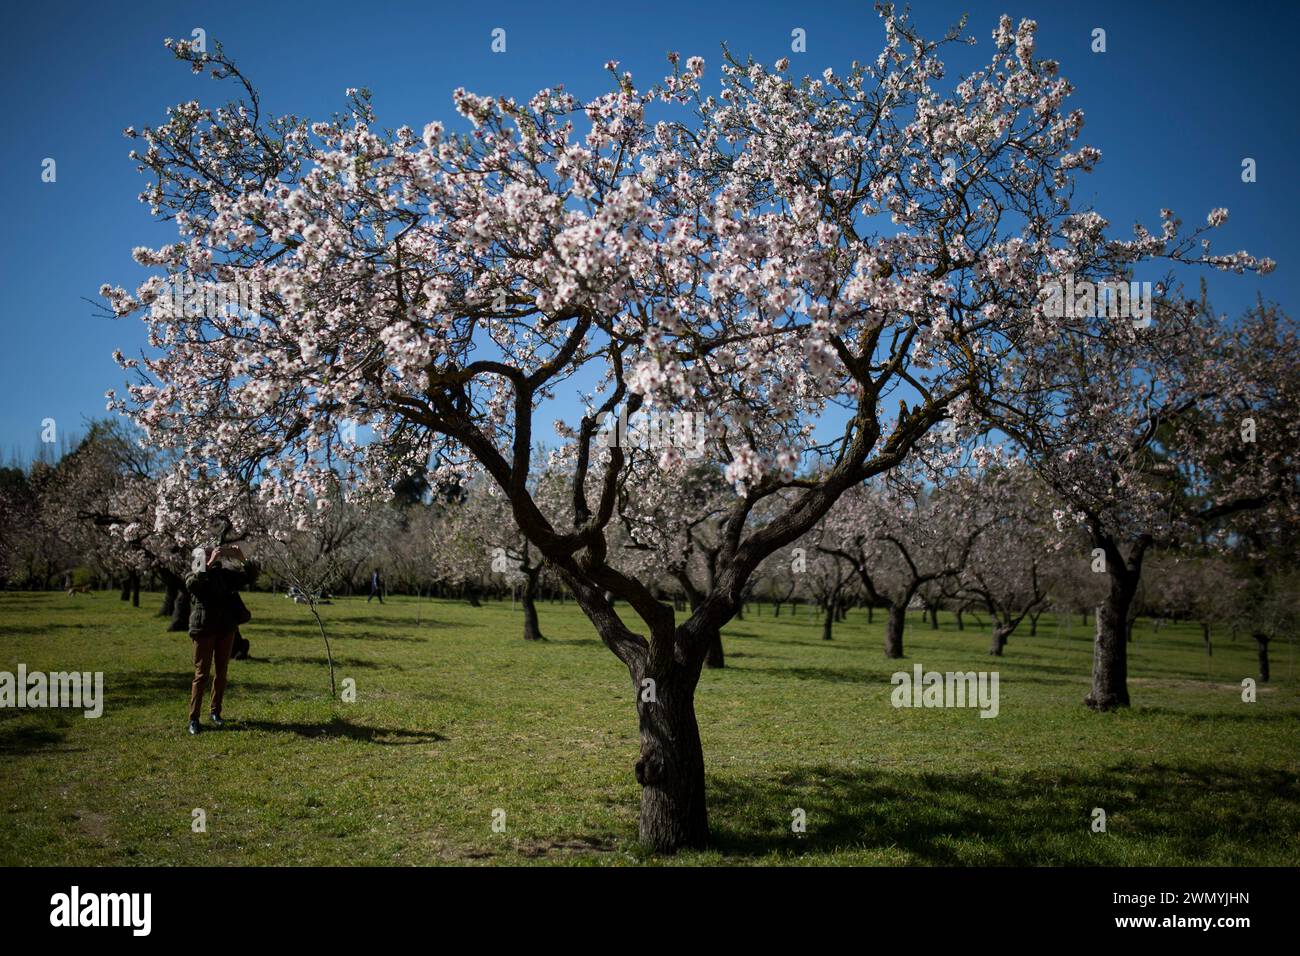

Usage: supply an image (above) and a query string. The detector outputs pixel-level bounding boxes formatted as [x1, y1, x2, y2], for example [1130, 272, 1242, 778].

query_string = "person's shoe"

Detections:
[209, 713, 224, 727]
[188, 720, 201, 735]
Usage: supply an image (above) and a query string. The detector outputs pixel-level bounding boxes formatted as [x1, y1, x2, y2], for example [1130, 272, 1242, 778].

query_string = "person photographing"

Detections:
[185, 544, 258, 735]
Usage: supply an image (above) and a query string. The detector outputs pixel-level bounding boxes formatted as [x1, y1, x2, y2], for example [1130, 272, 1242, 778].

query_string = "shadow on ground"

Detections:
[703, 762, 1300, 864]
[233, 715, 447, 745]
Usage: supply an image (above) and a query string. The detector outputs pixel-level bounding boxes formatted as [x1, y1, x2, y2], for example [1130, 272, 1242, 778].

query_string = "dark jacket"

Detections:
[185, 561, 258, 638]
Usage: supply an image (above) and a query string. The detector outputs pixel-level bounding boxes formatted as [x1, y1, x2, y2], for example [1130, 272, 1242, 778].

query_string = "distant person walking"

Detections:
[185, 544, 257, 735]
[368, 568, 384, 604]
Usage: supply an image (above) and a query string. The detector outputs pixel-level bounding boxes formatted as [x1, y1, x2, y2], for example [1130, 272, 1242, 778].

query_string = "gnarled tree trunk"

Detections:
[160, 582, 176, 617]
[633, 657, 708, 852]
[885, 605, 905, 658]
[1253, 632, 1270, 682]
[1085, 570, 1135, 710]
[170, 589, 191, 632]
[522, 568, 545, 641]
[704, 628, 724, 668]
[989, 624, 1010, 656]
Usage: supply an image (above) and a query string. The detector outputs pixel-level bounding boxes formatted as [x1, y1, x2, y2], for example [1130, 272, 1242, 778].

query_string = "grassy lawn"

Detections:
[1, 589, 1297, 866]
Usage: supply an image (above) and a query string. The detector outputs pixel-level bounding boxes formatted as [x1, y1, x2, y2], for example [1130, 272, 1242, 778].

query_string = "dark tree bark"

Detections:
[119, 579, 131, 601]
[1201, 621, 1212, 657]
[866, 604, 873, 625]
[704, 628, 724, 668]
[163, 570, 191, 631]
[1254, 632, 1270, 682]
[160, 581, 177, 617]
[131, 573, 141, 608]
[989, 624, 1010, 656]
[955, 607, 964, 630]
[633, 657, 708, 852]
[928, 603, 940, 629]
[1085, 565, 1137, 710]
[885, 605, 905, 658]
[521, 567, 545, 641]
[821, 598, 836, 641]
[1028, 610, 1041, 636]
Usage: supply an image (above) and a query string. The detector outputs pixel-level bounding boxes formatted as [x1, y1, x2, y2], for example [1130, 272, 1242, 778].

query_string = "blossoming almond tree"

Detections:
[819, 463, 1000, 657]
[52, 420, 259, 627]
[103, 10, 1270, 850]
[953, 465, 1052, 655]
[989, 300, 1296, 709]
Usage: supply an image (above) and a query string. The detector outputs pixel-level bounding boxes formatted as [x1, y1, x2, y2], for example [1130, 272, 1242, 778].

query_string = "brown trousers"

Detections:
[190, 630, 236, 722]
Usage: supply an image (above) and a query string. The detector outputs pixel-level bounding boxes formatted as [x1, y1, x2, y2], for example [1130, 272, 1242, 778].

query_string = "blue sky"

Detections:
[1, 0, 1296, 464]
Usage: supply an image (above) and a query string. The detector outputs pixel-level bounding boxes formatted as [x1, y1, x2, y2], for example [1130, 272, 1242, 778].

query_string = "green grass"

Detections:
[1, 589, 1297, 865]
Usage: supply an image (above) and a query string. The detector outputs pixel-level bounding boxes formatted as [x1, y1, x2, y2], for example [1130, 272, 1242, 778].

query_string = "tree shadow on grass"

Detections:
[233, 716, 447, 745]
[704, 762, 1300, 864]
[0, 723, 80, 756]
[743, 636, 864, 651]
[736, 665, 872, 686]
[263, 654, 393, 671]
[330, 631, 428, 643]
[545, 638, 601, 648]
[1130, 706, 1300, 725]
[108, 672, 301, 701]
[314, 613, 467, 629]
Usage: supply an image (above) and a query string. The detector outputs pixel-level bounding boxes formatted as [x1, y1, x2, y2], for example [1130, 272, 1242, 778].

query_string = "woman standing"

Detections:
[184, 544, 257, 735]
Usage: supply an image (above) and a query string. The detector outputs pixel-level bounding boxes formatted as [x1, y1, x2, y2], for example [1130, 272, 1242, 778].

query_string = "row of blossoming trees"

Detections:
[88, 9, 1296, 851]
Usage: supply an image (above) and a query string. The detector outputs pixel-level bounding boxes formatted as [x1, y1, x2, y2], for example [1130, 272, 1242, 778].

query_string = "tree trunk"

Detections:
[634, 659, 708, 852]
[821, 599, 835, 641]
[885, 605, 905, 658]
[1085, 572, 1134, 710]
[1029, 611, 1040, 637]
[704, 627, 724, 668]
[989, 624, 1010, 656]
[772, 601, 781, 618]
[1254, 632, 1270, 682]
[955, 608, 964, 631]
[866, 604, 873, 625]
[1201, 621, 1212, 657]
[119, 579, 131, 601]
[169, 589, 191, 632]
[131, 573, 141, 608]
[928, 604, 940, 629]
[521, 571, 544, 641]
[160, 581, 177, 617]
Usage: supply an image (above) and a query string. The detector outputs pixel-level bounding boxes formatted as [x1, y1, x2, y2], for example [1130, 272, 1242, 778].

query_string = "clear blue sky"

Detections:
[1, 0, 1296, 464]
